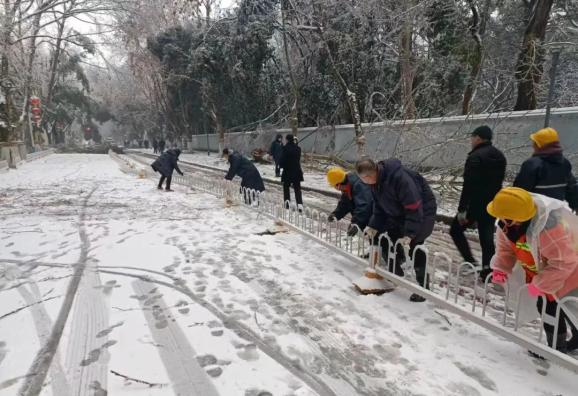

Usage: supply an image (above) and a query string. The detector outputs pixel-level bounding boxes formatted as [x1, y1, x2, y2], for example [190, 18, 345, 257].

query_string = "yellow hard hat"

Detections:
[327, 167, 347, 187]
[530, 127, 559, 148]
[487, 187, 536, 222]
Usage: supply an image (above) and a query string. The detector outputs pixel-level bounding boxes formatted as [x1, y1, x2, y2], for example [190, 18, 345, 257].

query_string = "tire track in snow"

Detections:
[132, 279, 220, 396]
[64, 261, 110, 396]
[100, 267, 336, 396]
[17, 283, 71, 396]
[18, 186, 97, 396]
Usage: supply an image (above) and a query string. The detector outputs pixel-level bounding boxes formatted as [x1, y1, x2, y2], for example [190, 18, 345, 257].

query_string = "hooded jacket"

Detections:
[332, 172, 373, 229]
[225, 151, 265, 192]
[368, 159, 437, 238]
[514, 142, 578, 210]
[151, 149, 182, 177]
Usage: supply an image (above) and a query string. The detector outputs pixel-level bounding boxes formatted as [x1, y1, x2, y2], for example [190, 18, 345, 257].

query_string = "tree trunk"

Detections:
[1, 0, 17, 141]
[462, 0, 491, 115]
[399, 19, 416, 119]
[45, 17, 67, 113]
[513, 0, 554, 111]
[281, 1, 299, 136]
[319, 36, 364, 157]
[20, 11, 44, 147]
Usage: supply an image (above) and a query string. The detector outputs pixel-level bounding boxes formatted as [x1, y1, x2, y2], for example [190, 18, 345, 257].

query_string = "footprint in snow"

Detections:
[0, 341, 7, 364]
[96, 322, 124, 338]
[236, 344, 259, 361]
[196, 354, 217, 367]
[89, 381, 107, 396]
[176, 301, 190, 315]
[245, 389, 273, 396]
[206, 366, 223, 378]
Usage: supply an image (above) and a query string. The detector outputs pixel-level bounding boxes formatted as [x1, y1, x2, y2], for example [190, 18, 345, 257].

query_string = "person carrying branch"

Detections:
[488, 187, 578, 354]
[326, 167, 373, 238]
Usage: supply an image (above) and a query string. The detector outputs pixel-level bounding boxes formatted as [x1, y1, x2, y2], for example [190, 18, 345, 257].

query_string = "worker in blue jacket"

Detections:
[326, 167, 373, 237]
[356, 157, 437, 302]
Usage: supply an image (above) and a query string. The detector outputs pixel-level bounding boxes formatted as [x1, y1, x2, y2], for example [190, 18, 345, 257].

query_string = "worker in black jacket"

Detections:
[514, 127, 578, 211]
[450, 125, 506, 281]
[357, 157, 437, 302]
[326, 167, 373, 236]
[279, 134, 304, 209]
[223, 149, 265, 201]
[269, 134, 284, 177]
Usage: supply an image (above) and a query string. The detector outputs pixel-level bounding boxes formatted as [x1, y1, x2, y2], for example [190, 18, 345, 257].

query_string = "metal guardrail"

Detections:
[109, 150, 578, 373]
[128, 150, 457, 224]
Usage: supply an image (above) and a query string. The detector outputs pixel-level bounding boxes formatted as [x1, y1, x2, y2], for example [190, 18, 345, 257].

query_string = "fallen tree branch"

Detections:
[109, 370, 168, 388]
[434, 309, 453, 327]
[0, 296, 61, 321]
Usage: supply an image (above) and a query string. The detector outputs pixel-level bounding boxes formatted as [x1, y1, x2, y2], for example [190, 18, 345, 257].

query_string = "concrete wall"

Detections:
[189, 107, 578, 171]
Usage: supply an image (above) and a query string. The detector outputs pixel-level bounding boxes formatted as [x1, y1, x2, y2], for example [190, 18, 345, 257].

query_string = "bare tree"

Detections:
[462, 0, 492, 115]
[513, 0, 554, 110]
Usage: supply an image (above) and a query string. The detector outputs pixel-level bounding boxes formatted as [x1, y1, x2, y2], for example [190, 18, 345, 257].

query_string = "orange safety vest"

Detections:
[510, 235, 554, 301]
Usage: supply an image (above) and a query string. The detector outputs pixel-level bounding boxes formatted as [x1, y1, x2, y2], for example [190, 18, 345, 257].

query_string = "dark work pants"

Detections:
[380, 231, 430, 289]
[275, 161, 281, 176]
[450, 215, 496, 269]
[381, 215, 435, 289]
[241, 186, 262, 206]
[158, 175, 172, 190]
[283, 181, 303, 206]
[536, 298, 577, 337]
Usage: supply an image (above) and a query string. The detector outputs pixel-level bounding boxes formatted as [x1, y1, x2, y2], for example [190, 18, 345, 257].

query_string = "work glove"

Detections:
[457, 211, 468, 226]
[327, 213, 336, 222]
[491, 270, 508, 284]
[528, 283, 544, 297]
[364, 226, 378, 239]
[399, 236, 412, 246]
[347, 224, 358, 237]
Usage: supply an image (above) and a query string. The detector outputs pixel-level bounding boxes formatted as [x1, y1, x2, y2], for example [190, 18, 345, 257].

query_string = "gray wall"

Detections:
[189, 107, 578, 171]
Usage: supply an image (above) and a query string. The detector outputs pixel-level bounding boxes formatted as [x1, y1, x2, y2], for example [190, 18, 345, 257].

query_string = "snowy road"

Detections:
[0, 154, 575, 395]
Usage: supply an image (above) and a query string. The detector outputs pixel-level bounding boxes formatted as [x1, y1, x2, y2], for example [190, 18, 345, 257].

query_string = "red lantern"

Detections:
[32, 107, 42, 115]
[30, 96, 41, 107]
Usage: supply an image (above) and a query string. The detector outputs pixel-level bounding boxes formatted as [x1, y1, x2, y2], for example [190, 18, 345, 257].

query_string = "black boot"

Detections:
[567, 334, 578, 353]
[478, 267, 492, 283]
[546, 331, 568, 353]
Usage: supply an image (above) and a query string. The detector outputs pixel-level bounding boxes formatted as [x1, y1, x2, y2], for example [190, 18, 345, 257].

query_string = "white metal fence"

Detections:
[109, 150, 578, 373]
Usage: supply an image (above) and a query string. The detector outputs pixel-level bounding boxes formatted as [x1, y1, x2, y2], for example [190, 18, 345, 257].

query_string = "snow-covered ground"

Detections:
[0, 154, 574, 395]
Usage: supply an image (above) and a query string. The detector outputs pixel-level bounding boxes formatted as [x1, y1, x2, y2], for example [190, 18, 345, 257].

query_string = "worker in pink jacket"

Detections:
[487, 187, 578, 353]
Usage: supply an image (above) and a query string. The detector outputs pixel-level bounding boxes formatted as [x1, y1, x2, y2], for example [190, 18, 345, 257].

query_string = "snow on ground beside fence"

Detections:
[0, 154, 575, 395]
